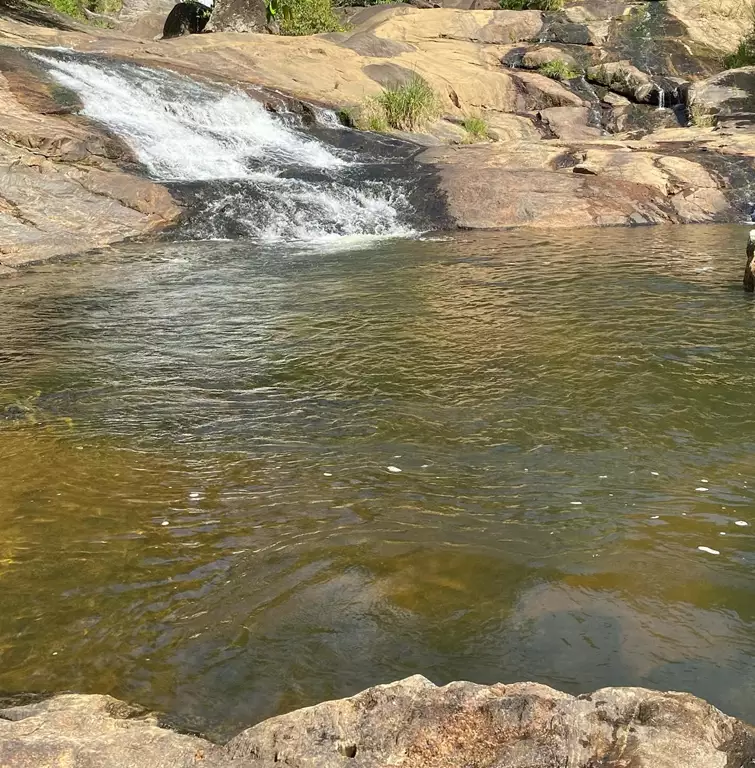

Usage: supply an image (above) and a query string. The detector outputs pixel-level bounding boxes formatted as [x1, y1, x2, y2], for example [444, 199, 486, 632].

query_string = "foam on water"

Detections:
[33, 53, 418, 241]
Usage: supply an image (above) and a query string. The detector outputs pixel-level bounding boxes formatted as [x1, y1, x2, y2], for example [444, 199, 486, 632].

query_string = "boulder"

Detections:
[205, 0, 266, 32]
[0, 694, 220, 768]
[587, 60, 657, 103]
[688, 67, 755, 124]
[2, 679, 755, 767]
[419, 139, 730, 228]
[521, 46, 580, 71]
[162, 1, 211, 37]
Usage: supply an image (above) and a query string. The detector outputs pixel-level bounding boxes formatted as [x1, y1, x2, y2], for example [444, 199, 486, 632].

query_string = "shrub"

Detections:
[273, 0, 344, 35]
[375, 76, 441, 131]
[43, 0, 84, 18]
[42, 0, 123, 21]
[499, 0, 563, 11]
[461, 115, 489, 141]
[538, 59, 580, 81]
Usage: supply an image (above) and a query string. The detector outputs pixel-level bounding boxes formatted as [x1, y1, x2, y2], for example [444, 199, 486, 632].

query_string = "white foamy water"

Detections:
[36, 54, 342, 179]
[33, 53, 417, 241]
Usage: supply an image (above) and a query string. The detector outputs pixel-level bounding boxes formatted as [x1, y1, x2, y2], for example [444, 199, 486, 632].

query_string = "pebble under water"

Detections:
[0, 225, 754, 740]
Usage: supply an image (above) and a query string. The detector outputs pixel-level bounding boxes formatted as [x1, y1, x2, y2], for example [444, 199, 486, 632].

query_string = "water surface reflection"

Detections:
[0, 225, 753, 739]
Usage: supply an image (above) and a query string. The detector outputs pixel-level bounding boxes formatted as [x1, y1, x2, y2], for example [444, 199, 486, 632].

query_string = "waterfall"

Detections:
[656, 84, 665, 111]
[33, 52, 419, 243]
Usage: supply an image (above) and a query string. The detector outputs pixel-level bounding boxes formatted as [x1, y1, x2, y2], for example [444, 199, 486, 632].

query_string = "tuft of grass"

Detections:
[374, 76, 441, 132]
[277, 0, 344, 35]
[724, 33, 755, 67]
[723, 0, 755, 66]
[538, 59, 580, 81]
[461, 115, 490, 142]
[688, 101, 717, 127]
[499, 0, 563, 10]
[351, 99, 389, 132]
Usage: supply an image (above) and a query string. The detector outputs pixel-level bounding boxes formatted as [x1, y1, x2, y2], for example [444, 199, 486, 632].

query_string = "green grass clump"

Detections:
[461, 115, 489, 141]
[374, 76, 441, 131]
[724, 33, 755, 67]
[538, 59, 580, 81]
[355, 99, 390, 131]
[499, 0, 563, 11]
[276, 0, 344, 35]
[723, 0, 755, 67]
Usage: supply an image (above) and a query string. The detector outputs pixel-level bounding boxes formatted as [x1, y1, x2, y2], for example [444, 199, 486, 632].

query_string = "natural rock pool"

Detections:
[1, 225, 754, 740]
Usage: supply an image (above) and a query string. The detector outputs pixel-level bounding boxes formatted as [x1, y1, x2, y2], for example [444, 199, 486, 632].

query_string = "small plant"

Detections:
[499, 0, 563, 10]
[688, 101, 717, 127]
[723, 0, 755, 66]
[538, 59, 580, 81]
[461, 115, 490, 142]
[375, 76, 441, 131]
[724, 33, 755, 67]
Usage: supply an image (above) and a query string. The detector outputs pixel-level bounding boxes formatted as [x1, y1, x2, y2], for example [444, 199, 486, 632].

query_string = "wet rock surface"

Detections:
[1, 677, 754, 767]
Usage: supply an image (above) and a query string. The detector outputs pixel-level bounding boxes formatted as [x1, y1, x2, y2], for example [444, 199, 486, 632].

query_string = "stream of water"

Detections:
[1, 226, 754, 740]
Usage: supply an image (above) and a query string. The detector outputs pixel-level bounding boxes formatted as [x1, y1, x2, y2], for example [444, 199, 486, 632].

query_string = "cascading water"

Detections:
[33, 52, 425, 242]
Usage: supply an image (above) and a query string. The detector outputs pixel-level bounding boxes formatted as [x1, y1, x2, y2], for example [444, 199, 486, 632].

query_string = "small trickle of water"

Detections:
[33, 52, 418, 242]
[656, 85, 666, 111]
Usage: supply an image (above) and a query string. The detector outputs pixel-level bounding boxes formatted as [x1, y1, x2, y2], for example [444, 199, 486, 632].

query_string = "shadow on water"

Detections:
[0, 225, 754, 738]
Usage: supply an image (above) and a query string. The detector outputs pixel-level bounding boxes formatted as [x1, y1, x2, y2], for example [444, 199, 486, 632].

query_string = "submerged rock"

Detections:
[1, 677, 754, 767]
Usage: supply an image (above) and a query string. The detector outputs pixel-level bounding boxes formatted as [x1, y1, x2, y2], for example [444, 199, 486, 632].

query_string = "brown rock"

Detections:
[0, 694, 219, 768]
[2, 679, 754, 768]
[521, 46, 579, 71]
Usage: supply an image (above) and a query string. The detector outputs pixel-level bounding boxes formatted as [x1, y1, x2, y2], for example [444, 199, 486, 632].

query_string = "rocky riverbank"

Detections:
[3, 0, 755, 268]
[2, 675, 754, 767]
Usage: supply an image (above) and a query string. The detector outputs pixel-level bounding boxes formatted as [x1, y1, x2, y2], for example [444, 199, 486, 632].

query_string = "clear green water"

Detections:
[1, 225, 754, 740]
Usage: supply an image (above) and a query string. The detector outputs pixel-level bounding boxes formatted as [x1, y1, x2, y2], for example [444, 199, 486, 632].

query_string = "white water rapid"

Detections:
[35, 53, 419, 242]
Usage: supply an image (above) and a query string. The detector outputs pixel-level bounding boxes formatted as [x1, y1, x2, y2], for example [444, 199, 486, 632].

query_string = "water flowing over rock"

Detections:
[1, 677, 754, 767]
[3, 0, 755, 264]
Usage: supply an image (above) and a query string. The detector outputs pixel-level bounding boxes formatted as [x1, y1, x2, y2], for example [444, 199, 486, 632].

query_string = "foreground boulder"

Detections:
[1, 676, 754, 767]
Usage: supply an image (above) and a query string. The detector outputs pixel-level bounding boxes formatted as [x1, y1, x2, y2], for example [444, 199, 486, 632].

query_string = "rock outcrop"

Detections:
[2, 0, 755, 257]
[1, 677, 754, 767]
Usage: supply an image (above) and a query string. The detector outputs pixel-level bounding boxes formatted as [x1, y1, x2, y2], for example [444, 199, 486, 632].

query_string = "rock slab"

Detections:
[2, 676, 754, 767]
